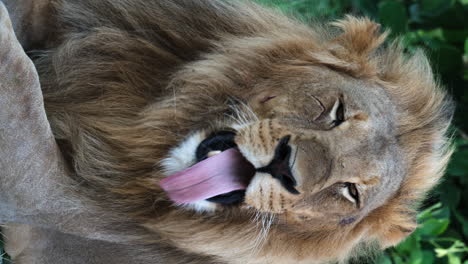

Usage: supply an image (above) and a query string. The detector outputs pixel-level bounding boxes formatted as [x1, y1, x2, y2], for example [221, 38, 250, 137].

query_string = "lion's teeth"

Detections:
[207, 150, 222, 157]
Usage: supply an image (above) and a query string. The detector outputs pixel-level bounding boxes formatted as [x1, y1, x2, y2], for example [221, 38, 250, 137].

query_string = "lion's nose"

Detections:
[257, 135, 299, 194]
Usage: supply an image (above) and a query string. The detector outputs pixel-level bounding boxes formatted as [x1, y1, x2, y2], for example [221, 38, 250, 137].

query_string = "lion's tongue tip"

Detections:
[160, 148, 255, 204]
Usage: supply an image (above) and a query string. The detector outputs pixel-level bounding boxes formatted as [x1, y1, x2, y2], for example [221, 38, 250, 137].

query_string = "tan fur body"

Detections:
[1, 0, 453, 263]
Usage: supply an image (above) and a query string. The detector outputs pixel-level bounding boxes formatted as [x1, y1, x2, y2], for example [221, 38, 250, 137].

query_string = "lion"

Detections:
[1, 0, 454, 263]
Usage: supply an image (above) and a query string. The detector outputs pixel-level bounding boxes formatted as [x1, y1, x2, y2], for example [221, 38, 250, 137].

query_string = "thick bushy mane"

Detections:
[35, 0, 453, 262]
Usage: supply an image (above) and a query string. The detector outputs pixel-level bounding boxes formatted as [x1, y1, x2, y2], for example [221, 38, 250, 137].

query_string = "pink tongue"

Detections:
[160, 148, 256, 204]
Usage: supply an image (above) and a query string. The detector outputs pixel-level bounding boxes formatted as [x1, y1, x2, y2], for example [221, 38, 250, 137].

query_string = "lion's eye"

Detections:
[330, 99, 345, 127]
[342, 182, 360, 206]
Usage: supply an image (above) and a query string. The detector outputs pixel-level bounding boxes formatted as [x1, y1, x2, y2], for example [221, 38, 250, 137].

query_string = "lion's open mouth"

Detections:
[160, 131, 256, 205]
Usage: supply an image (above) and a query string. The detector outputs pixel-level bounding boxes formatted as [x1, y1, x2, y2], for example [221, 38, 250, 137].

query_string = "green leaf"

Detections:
[418, 218, 450, 236]
[375, 254, 393, 264]
[436, 248, 449, 258]
[422, 250, 435, 264]
[465, 38, 468, 55]
[396, 234, 420, 255]
[417, 202, 450, 222]
[418, 203, 443, 221]
[448, 253, 462, 264]
[393, 254, 405, 264]
[409, 249, 423, 264]
[434, 240, 468, 261]
[378, 1, 408, 36]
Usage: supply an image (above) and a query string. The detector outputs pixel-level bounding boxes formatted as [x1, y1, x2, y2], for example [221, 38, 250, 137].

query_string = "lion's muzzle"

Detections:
[257, 135, 299, 195]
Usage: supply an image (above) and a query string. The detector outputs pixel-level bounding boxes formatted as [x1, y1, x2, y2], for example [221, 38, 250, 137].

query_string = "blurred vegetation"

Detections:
[255, 0, 468, 263]
[1, 0, 467, 263]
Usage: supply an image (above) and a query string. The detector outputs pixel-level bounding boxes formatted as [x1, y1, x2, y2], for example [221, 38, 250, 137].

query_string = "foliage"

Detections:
[256, 0, 468, 263]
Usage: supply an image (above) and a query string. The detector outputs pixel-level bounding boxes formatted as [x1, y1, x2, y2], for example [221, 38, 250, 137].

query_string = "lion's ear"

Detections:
[330, 15, 388, 57]
[309, 16, 389, 76]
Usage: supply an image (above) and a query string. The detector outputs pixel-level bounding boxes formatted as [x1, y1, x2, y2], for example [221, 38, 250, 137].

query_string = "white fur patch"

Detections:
[236, 144, 273, 169]
[160, 131, 205, 176]
[160, 131, 219, 213]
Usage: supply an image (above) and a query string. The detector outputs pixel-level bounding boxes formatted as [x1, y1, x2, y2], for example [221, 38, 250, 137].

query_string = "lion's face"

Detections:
[161, 63, 405, 234]
[241, 66, 404, 223]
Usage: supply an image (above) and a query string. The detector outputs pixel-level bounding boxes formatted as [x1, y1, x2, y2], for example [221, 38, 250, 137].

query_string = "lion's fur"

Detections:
[9, 0, 453, 263]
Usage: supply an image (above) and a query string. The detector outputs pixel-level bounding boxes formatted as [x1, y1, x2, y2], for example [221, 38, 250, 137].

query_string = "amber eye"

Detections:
[342, 182, 360, 206]
[330, 99, 345, 127]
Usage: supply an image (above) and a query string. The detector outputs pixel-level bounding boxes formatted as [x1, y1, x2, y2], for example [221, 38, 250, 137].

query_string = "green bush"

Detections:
[256, 0, 468, 263]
